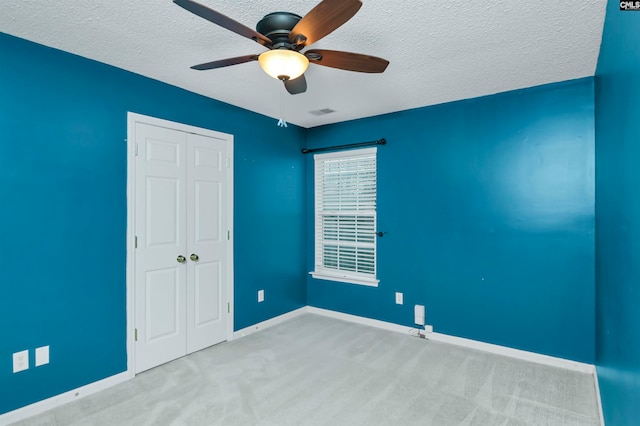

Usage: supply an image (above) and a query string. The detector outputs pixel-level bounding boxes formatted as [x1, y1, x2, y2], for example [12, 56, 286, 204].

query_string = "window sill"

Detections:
[309, 271, 379, 287]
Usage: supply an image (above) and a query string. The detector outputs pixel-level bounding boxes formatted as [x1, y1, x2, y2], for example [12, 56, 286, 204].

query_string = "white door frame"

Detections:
[125, 112, 234, 374]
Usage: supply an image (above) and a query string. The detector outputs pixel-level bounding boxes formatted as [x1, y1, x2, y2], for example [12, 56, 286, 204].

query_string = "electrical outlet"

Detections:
[13, 350, 29, 373]
[258, 289, 264, 303]
[425, 325, 433, 333]
[395, 292, 403, 305]
[35, 346, 50, 367]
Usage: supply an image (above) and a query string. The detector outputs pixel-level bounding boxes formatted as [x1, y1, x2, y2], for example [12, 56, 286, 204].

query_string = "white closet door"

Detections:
[133, 119, 231, 374]
[186, 133, 229, 353]
[134, 123, 188, 373]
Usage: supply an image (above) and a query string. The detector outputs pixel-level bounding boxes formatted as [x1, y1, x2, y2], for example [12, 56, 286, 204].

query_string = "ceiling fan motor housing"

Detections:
[256, 12, 302, 48]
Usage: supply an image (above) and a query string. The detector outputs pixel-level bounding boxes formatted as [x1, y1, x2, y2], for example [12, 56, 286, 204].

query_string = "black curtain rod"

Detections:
[301, 138, 386, 154]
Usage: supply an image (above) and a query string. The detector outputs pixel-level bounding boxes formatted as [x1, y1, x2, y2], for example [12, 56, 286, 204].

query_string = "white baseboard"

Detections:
[428, 331, 595, 374]
[0, 371, 132, 425]
[593, 367, 605, 426]
[232, 307, 308, 339]
[307, 307, 414, 335]
[308, 307, 595, 375]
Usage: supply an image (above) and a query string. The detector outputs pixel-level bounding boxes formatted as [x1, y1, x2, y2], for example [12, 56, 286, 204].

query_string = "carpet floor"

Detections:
[12, 314, 601, 425]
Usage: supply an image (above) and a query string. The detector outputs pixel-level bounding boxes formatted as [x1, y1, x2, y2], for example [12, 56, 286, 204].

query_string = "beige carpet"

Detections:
[13, 314, 600, 425]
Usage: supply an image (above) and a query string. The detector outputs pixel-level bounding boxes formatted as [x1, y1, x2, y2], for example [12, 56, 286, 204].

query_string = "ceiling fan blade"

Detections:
[289, 0, 362, 48]
[190, 55, 259, 70]
[174, 0, 271, 47]
[306, 50, 389, 73]
[284, 75, 307, 95]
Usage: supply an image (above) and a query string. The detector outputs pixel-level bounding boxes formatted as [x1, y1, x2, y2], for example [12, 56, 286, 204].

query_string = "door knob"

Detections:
[190, 253, 199, 261]
[177, 255, 186, 263]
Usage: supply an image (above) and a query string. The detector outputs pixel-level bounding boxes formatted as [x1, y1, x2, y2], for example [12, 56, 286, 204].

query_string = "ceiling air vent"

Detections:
[309, 108, 336, 116]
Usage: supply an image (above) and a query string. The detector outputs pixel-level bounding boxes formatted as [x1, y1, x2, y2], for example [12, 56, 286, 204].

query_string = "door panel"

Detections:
[146, 268, 180, 340]
[146, 138, 180, 165]
[146, 177, 180, 247]
[194, 181, 221, 243]
[194, 261, 221, 326]
[194, 145, 222, 169]
[186, 133, 228, 354]
[135, 123, 188, 373]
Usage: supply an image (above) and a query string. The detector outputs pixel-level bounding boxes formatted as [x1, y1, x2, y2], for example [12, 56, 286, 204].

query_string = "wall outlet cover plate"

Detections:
[414, 304, 425, 326]
[13, 350, 29, 373]
[35, 346, 50, 367]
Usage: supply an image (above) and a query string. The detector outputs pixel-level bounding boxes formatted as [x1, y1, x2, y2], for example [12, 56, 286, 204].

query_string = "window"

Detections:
[310, 148, 378, 286]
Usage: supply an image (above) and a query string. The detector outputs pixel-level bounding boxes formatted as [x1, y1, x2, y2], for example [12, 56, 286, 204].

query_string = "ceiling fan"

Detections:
[174, 0, 389, 95]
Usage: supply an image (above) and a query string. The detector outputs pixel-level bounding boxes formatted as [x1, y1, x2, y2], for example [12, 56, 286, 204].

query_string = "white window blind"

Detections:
[311, 147, 379, 286]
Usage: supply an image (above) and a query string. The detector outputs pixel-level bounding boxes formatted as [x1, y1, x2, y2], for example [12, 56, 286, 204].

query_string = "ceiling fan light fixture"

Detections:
[258, 49, 309, 81]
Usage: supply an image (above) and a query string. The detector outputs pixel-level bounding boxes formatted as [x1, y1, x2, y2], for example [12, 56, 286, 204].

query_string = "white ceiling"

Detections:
[0, 0, 607, 128]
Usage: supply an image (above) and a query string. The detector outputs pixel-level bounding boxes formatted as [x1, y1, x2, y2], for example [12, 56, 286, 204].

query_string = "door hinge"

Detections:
[227, 230, 230, 240]
[227, 303, 230, 313]
[135, 236, 138, 248]
[135, 143, 139, 156]
[226, 158, 230, 168]
[135, 328, 138, 342]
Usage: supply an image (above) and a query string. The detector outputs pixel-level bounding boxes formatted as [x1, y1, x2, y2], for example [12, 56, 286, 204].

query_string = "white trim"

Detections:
[126, 113, 136, 376]
[226, 135, 235, 342]
[126, 112, 235, 374]
[0, 372, 131, 425]
[307, 307, 412, 334]
[308, 307, 595, 374]
[232, 307, 308, 339]
[427, 332, 595, 374]
[593, 368, 605, 426]
[127, 112, 234, 139]
[309, 271, 379, 287]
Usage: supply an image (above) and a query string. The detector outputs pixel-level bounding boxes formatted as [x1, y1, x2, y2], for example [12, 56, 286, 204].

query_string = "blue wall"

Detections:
[306, 79, 595, 363]
[0, 33, 306, 414]
[594, 1, 640, 424]
[1, 24, 608, 417]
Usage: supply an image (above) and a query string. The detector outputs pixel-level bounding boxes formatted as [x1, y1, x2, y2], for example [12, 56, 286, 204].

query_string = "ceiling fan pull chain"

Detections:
[277, 89, 288, 128]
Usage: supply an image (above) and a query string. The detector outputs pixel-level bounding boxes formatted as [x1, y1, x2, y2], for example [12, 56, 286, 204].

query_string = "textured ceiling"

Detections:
[0, 0, 607, 128]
